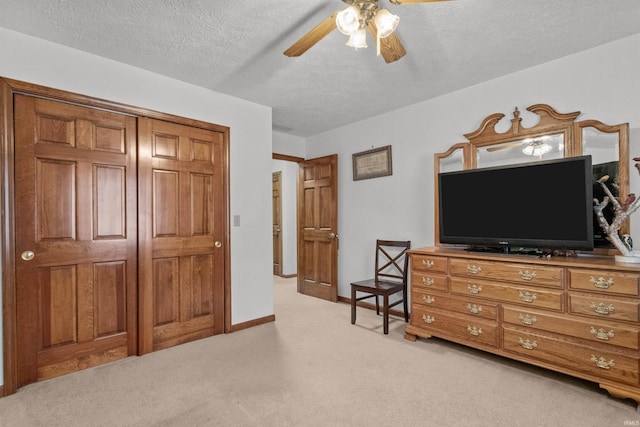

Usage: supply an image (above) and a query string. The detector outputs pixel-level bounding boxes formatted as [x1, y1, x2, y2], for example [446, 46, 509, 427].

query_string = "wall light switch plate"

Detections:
[233, 215, 240, 226]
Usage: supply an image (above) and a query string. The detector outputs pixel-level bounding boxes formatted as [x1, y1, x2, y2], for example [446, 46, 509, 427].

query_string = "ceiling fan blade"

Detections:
[486, 142, 524, 152]
[389, 0, 452, 4]
[283, 11, 340, 57]
[367, 23, 406, 64]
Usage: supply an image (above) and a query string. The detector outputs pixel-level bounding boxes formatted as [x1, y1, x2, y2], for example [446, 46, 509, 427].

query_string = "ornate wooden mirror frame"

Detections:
[434, 103, 630, 255]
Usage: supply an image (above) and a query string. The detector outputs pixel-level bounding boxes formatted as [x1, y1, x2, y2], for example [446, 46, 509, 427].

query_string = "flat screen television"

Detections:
[438, 155, 594, 253]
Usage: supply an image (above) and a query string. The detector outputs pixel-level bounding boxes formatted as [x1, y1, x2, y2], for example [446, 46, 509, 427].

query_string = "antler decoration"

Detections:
[593, 157, 640, 256]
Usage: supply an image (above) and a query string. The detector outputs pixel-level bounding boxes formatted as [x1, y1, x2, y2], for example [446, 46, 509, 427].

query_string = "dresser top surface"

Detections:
[409, 246, 640, 272]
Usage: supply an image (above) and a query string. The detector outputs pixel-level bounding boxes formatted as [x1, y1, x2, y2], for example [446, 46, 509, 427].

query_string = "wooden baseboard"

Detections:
[0, 385, 4, 397]
[277, 274, 297, 278]
[337, 296, 407, 318]
[228, 314, 276, 333]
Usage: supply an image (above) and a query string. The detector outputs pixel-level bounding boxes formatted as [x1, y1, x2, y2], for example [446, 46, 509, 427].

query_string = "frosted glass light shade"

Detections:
[336, 6, 362, 36]
[374, 9, 399, 38]
[522, 141, 553, 156]
[346, 27, 368, 49]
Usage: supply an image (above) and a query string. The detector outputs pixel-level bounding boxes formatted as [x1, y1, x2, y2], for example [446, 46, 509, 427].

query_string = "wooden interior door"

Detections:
[273, 171, 283, 276]
[138, 117, 225, 354]
[297, 154, 338, 302]
[14, 95, 138, 386]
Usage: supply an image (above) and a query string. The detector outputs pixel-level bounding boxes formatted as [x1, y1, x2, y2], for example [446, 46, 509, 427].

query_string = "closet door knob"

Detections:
[21, 250, 35, 261]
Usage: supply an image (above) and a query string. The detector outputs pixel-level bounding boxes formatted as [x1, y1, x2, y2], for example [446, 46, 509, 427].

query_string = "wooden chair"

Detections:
[350, 240, 411, 334]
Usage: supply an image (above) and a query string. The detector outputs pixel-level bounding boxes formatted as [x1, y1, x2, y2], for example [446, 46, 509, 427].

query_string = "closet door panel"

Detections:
[14, 94, 137, 387]
[138, 118, 225, 354]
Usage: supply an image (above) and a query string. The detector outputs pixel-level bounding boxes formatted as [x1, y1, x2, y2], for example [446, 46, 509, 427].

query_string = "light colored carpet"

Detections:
[0, 276, 637, 426]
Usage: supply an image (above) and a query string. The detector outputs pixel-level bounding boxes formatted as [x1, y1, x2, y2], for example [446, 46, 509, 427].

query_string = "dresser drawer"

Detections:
[569, 269, 640, 296]
[412, 305, 498, 348]
[412, 288, 498, 320]
[410, 271, 448, 292]
[568, 292, 640, 323]
[449, 258, 563, 288]
[411, 255, 448, 274]
[450, 278, 564, 311]
[503, 306, 640, 350]
[503, 327, 640, 386]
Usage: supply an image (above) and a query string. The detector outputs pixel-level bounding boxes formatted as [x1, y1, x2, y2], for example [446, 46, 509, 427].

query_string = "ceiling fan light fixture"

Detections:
[346, 27, 368, 49]
[336, 6, 362, 36]
[374, 9, 399, 38]
[522, 140, 553, 156]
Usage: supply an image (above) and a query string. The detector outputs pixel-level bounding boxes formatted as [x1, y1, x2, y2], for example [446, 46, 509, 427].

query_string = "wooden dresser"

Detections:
[405, 246, 640, 403]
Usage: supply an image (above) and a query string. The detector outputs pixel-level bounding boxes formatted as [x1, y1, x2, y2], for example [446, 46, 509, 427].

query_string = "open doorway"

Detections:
[272, 153, 339, 303]
[272, 154, 302, 278]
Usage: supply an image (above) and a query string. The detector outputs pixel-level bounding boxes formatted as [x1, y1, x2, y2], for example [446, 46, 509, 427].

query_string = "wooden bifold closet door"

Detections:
[13, 94, 227, 387]
[137, 117, 225, 354]
[14, 94, 138, 386]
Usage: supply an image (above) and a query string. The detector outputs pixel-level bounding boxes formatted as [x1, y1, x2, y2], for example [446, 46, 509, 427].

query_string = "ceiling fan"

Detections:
[283, 0, 451, 64]
[486, 136, 558, 157]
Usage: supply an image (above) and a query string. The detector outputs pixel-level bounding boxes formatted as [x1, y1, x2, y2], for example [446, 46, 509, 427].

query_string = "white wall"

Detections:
[306, 33, 640, 298]
[0, 28, 275, 386]
[273, 131, 306, 158]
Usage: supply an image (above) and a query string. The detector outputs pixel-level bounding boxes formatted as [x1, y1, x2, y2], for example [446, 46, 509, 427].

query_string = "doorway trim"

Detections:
[0, 77, 231, 396]
[273, 153, 304, 163]
[272, 153, 303, 279]
[272, 171, 283, 276]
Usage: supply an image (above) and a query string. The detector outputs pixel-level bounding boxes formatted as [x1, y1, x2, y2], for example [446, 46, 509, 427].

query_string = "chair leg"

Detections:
[351, 287, 356, 325]
[375, 295, 380, 315]
[403, 295, 409, 322]
[383, 294, 389, 334]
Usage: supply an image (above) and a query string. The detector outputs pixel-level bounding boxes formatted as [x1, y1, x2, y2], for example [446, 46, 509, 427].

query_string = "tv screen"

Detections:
[438, 155, 594, 252]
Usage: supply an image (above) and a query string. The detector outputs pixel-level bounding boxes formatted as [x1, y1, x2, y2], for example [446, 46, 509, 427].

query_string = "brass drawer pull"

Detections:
[422, 295, 435, 304]
[518, 338, 537, 350]
[518, 291, 538, 303]
[590, 327, 615, 341]
[422, 277, 435, 287]
[590, 355, 615, 370]
[422, 314, 435, 324]
[422, 259, 435, 269]
[590, 276, 614, 290]
[467, 284, 482, 294]
[518, 270, 537, 281]
[467, 264, 482, 274]
[590, 302, 615, 315]
[466, 303, 482, 315]
[518, 313, 537, 325]
[467, 326, 483, 336]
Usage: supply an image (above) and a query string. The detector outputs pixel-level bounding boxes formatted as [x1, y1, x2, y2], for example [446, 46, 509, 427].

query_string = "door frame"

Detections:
[272, 153, 304, 279]
[0, 77, 231, 396]
[272, 171, 283, 276]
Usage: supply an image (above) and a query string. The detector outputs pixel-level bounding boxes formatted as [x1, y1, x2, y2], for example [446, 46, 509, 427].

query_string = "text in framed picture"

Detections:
[352, 145, 393, 181]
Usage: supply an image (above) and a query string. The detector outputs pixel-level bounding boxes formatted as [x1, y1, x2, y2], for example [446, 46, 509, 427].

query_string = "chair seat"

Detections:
[351, 278, 404, 293]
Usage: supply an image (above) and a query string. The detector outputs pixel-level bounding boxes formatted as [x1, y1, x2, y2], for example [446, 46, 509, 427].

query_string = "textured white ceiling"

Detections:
[1, 0, 639, 137]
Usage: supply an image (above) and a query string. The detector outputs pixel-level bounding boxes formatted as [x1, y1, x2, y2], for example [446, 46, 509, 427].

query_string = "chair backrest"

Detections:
[374, 240, 411, 284]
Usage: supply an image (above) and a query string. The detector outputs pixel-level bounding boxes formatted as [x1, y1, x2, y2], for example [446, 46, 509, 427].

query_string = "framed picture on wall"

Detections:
[352, 145, 393, 181]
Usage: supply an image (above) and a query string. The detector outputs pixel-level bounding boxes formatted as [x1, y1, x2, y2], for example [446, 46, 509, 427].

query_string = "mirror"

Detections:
[477, 133, 565, 168]
[436, 144, 466, 174]
[579, 121, 630, 243]
[434, 104, 630, 255]
[434, 144, 468, 246]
